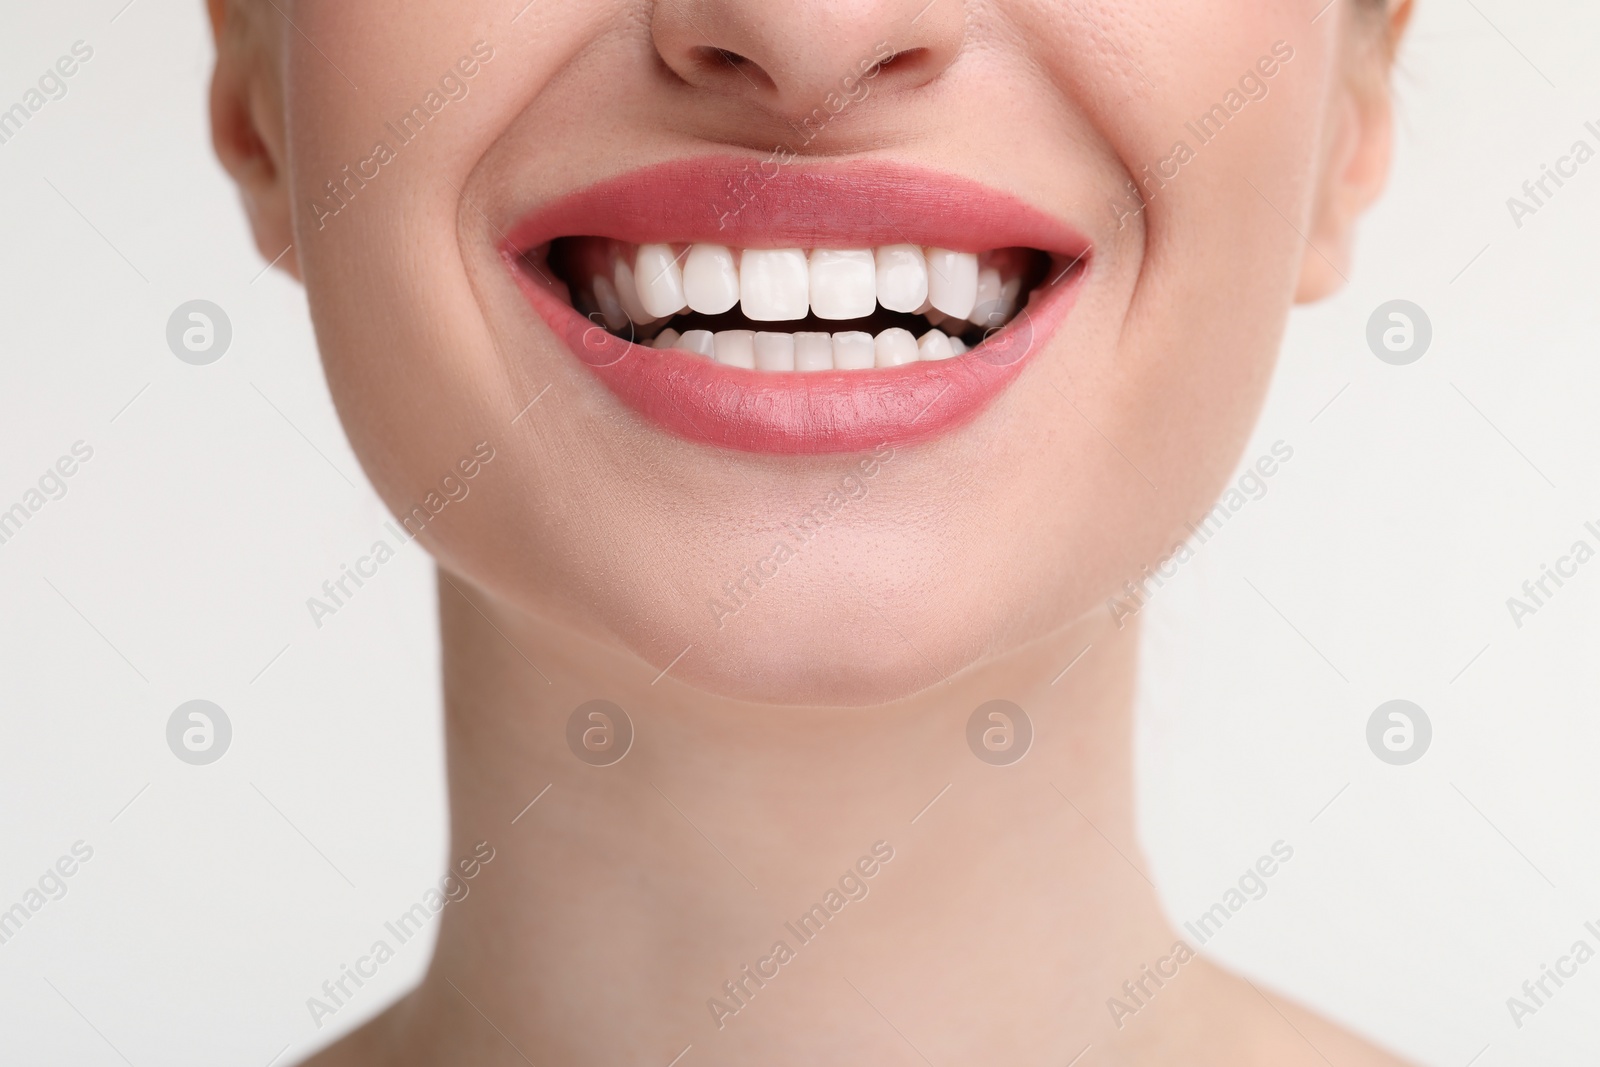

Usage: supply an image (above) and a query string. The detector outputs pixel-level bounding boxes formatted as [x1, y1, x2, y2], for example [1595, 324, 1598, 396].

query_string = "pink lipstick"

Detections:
[503, 157, 1089, 454]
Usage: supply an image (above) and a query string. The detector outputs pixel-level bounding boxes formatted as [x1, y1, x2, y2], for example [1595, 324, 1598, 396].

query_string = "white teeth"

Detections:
[914, 297, 957, 330]
[683, 244, 740, 315]
[740, 248, 809, 321]
[662, 326, 973, 368]
[678, 329, 715, 358]
[998, 278, 1021, 322]
[753, 331, 796, 372]
[925, 248, 979, 319]
[794, 332, 833, 372]
[875, 244, 929, 313]
[969, 270, 1021, 329]
[613, 258, 653, 325]
[592, 275, 629, 332]
[832, 331, 875, 371]
[808, 248, 876, 320]
[970, 267, 1003, 326]
[635, 244, 687, 319]
[874, 327, 919, 367]
[917, 329, 956, 361]
[713, 329, 756, 369]
[584, 240, 1030, 370]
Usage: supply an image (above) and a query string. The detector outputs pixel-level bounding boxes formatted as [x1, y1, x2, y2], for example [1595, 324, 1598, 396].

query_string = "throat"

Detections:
[400, 586, 1165, 1065]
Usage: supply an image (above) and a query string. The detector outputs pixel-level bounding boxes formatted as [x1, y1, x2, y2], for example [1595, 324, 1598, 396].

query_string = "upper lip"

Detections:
[501, 155, 1092, 256]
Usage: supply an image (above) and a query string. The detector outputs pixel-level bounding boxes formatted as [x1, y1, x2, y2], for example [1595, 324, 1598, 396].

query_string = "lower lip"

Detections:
[511, 268, 1084, 455]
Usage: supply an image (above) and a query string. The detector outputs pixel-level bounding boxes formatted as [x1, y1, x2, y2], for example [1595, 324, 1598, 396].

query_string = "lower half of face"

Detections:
[288, 0, 1339, 705]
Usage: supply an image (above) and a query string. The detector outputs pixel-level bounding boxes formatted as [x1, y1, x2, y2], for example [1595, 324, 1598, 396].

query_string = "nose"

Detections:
[651, 0, 964, 120]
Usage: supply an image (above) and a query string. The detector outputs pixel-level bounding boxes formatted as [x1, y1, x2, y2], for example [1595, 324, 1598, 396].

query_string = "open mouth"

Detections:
[502, 158, 1090, 454]
[534, 239, 1052, 371]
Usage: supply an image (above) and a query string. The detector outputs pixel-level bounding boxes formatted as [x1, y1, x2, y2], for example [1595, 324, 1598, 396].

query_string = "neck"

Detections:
[395, 568, 1184, 1065]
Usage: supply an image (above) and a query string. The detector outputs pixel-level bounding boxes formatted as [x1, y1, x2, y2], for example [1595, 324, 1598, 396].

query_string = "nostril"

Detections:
[691, 45, 749, 72]
[874, 48, 928, 77]
[688, 45, 777, 92]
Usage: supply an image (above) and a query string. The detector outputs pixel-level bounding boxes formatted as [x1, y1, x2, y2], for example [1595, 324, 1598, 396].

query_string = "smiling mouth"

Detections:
[531, 239, 1055, 371]
[502, 158, 1090, 454]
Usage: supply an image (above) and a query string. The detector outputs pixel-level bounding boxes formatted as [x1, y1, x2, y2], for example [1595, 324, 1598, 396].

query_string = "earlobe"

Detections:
[1293, 88, 1393, 303]
[1294, 1, 1410, 304]
[207, 0, 300, 280]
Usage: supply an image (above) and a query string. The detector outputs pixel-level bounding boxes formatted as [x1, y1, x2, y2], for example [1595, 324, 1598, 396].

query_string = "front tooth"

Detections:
[832, 331, 875, 371]
[740, 248, 809, 321]
[592, 276, 629, 331]
[925, 248, 978, 319]
[794, 332, 833, 372]
[635, 244, 687, 319]
[969, 267, 1003, 326]
[753, 332, 796, 372]
[713, 329, 755, 368]
[874, 327, 919, 367]
[914, 297, 952, 330]
[997, 277, 1021, 320]
[875, 244, 929, 313]
[683, 244, 740, 314]
[651, 327, 682, 350]
[808, 249, 876, 320]
[948, 336, 969, 355]
[917, 329, 956, 361]
[613, 257, 653, 325]
[678, 329, 715, 358]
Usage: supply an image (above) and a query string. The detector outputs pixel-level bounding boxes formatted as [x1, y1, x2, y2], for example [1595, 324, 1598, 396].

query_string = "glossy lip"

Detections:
[502, 157, 1091, 454]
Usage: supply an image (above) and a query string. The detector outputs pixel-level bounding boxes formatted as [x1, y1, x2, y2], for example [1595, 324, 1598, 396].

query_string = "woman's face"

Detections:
[220, 0, 1393, 705]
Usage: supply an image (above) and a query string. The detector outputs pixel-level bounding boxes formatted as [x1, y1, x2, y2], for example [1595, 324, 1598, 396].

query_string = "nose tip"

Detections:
[651, 0, 964, 121]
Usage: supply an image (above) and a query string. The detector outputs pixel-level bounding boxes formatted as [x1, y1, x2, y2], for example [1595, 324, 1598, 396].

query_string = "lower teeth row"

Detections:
[649, 327, 973, 372]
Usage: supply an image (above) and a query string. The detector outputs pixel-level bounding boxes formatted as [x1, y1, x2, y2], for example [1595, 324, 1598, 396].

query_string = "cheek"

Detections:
[1075, 15, 1333, 529]
[290, 1, 651, 541]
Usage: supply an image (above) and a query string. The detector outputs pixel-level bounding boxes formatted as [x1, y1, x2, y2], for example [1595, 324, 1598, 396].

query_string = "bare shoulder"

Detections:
[1202, 960, 1415, 1067]
[1107, 957, 1417, 1067]
[1259, 989, 1415, 1066]
[293, 1006, 406, 1067]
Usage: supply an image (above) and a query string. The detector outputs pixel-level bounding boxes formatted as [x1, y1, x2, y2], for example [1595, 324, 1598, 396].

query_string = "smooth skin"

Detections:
[209, 0, 1415, 1063]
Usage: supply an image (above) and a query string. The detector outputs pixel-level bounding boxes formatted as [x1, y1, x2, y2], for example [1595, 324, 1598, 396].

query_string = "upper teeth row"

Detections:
[592, 243, 1021, 328]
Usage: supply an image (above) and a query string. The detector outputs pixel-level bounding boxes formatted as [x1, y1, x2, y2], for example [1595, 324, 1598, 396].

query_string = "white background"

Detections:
[1, 2, 1597, 1064]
